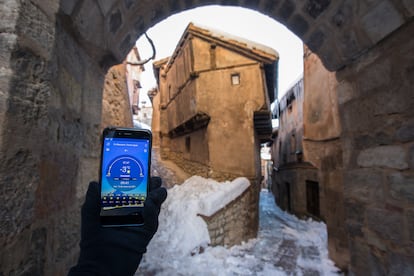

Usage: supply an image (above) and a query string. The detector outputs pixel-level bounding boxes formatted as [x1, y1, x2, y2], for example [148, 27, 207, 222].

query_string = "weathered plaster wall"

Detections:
[150, 88, 161, 146]
[160, 35, 268, 180]
[155, 32, 268, 247]
[302, 47, 348, 269]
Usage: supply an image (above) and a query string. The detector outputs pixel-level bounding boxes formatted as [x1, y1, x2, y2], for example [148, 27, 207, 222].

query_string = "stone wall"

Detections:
[302, 47, 348, 269]
[336, 20, 414, 274]
[162, 144, 261, 248]
[0, 2, 105, 274]
[200, 178, 260, 247]
[271, 163, 318, 216]
[101, 63, 133, 128]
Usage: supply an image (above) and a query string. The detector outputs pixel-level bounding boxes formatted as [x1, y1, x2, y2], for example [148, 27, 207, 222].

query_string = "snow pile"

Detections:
[142, 176, 250, 260]
[137, 177, 341, 276]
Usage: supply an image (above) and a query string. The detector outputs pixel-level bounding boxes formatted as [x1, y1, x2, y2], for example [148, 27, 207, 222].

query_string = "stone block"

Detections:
[33, 0, 59, 20]
[336, 28, 363, 61]
[388, 172, 414, 203]
[366, 207, 404, 242]
[109, 8, 122, 34]
[348, 240, 372, 275]
[289, 14, 309, 37]
[395, 120, 414, 142]
[337, 79, 355, 105]
[410, 145, 414, 169]
[306, 29, 325, 52]
[76, 157, 100, 199]
[360, 0, 404, 44]
[73, 1, 104, 46]
[278, 0, 295, 22]
[0, 149, 37, 239]
[363, 230, 387, 251]
[407, 209, 414, 241]
[53, 205, 81, 263]
[358, 58, 391, 94]
[345, 199, 365, 223]
[18, 0, 55, 59]
[344, 169, 384, 203]
[2, 227, 47, 276]
[353, 132, 393, 150]
[357, 145, 408, 170]
[60, 68, 82, 113]
[401, 0, 414, 16]
[388, 253, 414, 275]
[59, 1, 76, 15]
[346, 221, 363, 238]
[97, 0, 116, 15]
[0, 1, 19, 33]
[36, 151, 78, 218]
[305, 0, 331, 19]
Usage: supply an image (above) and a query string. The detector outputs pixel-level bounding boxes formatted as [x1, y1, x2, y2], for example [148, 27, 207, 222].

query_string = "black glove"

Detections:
[68, 177, 167, 276]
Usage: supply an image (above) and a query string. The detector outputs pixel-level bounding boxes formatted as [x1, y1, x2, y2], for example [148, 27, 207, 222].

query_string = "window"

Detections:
[231, 73, 240, 85]
[290, 133, 296, 154]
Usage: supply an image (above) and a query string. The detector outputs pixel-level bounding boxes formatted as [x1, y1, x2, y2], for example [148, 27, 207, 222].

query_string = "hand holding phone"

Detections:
[100, 127, 152, 227]
[68, 178, 167, 276]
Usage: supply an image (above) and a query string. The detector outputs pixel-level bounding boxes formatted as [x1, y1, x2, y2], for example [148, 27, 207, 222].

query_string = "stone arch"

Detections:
[0, 1, 413, 275]
[61, 0, 411, 71]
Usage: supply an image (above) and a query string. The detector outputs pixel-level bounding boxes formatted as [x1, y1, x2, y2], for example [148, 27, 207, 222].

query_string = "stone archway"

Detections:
[0, 1, 413, 275]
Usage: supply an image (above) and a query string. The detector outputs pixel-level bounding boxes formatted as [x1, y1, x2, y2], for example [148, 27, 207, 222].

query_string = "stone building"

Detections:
[301, 46, 346, 268]
[1, 1, 413, 275]
[271, 46, 347, 268]
[271, 77, 319, 219]
[125, 46, 145, 115]
[154, 23, 278, 180]
[152, 22, 279, 244]
[148, 81, 165, 147]
[101, 47, 145, 129]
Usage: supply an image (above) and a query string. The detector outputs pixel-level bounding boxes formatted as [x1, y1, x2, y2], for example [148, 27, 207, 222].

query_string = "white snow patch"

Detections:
[197, 176, 250, 216]
[142, 176, 250, 260]
[138, 177, 341, 276]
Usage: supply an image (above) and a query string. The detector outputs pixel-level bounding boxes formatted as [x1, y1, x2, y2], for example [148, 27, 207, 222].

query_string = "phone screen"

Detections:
[100, 128, 151, 226]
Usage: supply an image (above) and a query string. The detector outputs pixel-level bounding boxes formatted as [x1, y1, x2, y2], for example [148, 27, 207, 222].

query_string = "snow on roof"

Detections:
[188, 22, 279, 59]
[166, 22, 279, 69]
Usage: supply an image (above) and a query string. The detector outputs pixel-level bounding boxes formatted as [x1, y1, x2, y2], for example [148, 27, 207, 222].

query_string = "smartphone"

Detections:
[99, 127, 152, 227]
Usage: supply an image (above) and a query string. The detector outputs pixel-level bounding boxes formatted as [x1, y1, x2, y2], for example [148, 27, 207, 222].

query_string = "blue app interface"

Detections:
[101, 137, 150, 210]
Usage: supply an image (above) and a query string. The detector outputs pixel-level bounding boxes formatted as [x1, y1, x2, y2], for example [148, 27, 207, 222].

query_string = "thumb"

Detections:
[143, 187, 167, 232]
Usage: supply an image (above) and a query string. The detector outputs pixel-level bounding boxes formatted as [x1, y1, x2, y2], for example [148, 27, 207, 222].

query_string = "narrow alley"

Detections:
[137, 150, 341, 275]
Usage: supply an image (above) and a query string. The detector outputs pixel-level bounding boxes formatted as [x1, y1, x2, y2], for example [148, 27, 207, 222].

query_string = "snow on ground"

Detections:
[137, 176, 341, 276]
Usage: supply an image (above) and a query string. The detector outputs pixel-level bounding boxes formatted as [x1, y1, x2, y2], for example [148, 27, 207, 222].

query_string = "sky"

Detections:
[136, 5, 304, 106]
[137, 176, 340, 275]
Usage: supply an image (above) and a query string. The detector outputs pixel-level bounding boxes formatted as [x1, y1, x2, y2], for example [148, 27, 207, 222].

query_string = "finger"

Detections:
[82, 181, 100, 217]
[143, 187, 167, 232]
[80, 181, 101, 246]
[149, 176, 162, 191]
[148, 187, 167, 208]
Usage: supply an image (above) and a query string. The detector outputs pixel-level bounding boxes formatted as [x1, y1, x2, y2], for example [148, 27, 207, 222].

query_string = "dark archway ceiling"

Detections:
[59, 0, 413, 71]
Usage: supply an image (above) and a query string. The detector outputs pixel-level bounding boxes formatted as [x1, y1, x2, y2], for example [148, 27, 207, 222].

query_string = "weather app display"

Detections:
[101, 137, 149, 210]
